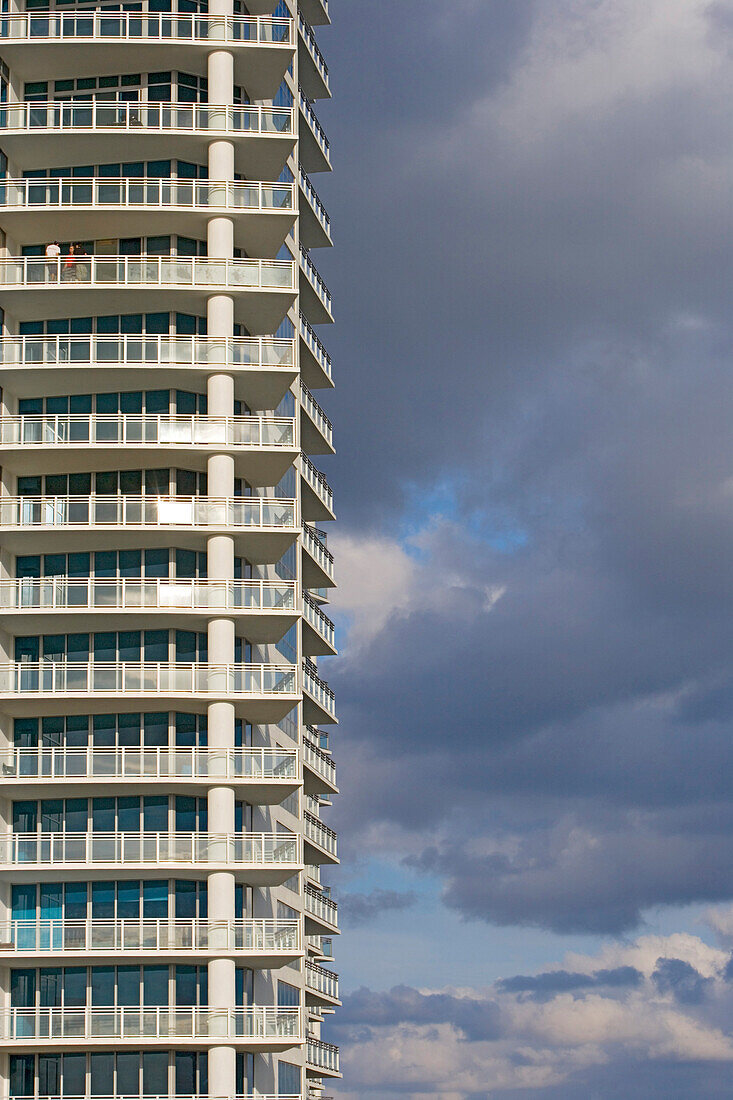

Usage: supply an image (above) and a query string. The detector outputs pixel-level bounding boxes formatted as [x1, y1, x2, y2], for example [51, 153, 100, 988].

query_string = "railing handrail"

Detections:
[1, 100, 295, 136]
[0, 661, 298, 698]
[303, 659, 335, 699]
[0, 254, 295, 291]
[298, 164, 331, 230]
[298, 88, 330, 153]
[0, 333, 296, 369]
[298, 12, 329, 79]
[300, 379, 333, 431]
[299, 244, 332, 307]
[0, 177, 295, 212]
[0, 494, 297, 531]
[299, 312, 332, 377]
[0, 744, 299, 780]
[1, 11, 294, 43]
[303, 592, 335, 632]
[303, 734, 336, 769]
[303, 524, 334, 564]
[0, 831, 302, 867]
[0, 576, 296, 597]
[304, 811, 338, 841]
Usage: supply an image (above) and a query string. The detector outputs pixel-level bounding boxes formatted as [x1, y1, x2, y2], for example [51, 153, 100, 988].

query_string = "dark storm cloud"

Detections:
[651, 957, 712, 1004]
[496, 965, 643, 1000]
[338, 888, 417, 927]
[487, 1059, 733, 1100]
[334, 985, 503, 1043]
[321, 0, 733, 937]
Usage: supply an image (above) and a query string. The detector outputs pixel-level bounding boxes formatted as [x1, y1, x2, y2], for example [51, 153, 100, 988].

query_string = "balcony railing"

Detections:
[305, 962, 339, 1001]
[0, 495, 296, 531]
[298, 166, 331, 235]
[2, 12, 293, 44]
[300, 453, 333, 513]
[0, 414, 295, 449]
[0, 661, 297, 698]
[1, 101, 294, 137]
[0, 745, 298, 783]
[302, 525, 334, 581]
[302, 735, 337, 788]
[7, 1096, 300, 1100]
[0, 1005, 302, 1042]
[299, 245, 332, 314]
[298, 90, 330, 164]
[300, 380, 333, 447]
[0, 334, 295, 371]
[303, 659, 336, 718]
[0, 255, 294, 292]
[0, 831, 302, 868]
[0, 577, 296, 614]
[299, 313, 332, 381]
[304, 812, 337, 859]
[304, 886, 338, 930]
[0, 918, 301, 955]
[303, 593, 335, 650]
[298, 13, 330, 90]
[0, 177, 294, 215]
[306, 1037, 339, 1074]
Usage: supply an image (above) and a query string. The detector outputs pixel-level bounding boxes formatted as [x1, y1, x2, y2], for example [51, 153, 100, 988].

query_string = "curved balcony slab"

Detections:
[0, 177, 295, 257]
[299, 313, 333, 391]
[0, 14, 293, 98]
[299, 245, 333, 325]
[0, 102, 294, 179]
[303, 735, 338, 796]
[303, 659, 337, 724]
[303, 593, 336, 657]
[298, 14, 330, 101]
[299, 90, 330, 174]
[302, 525, 335, 590]
[0, 335, 297, 411]
[0, 255, 295, 335]
[0, 745, 300, 802]
[300, 452, 335, 522]
[0, 917, 302, 966]
[300, 380, 334, 455]
[0, 413, 297, 484]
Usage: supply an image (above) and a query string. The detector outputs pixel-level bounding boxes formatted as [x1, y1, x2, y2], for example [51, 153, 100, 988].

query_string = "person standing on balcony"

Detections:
[62, 242, 76, 281]
[45, 240, 60, 282]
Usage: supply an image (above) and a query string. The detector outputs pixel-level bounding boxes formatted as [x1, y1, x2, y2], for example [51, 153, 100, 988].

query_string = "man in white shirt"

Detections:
[45, 240, 60, 282]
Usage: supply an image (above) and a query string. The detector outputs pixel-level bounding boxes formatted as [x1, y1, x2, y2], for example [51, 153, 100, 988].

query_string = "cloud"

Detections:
[497, 966, 643, 1001]
[651, 957, 712, 1005]
[339, 888, 418, 927]
[338, 985, 503, 1043]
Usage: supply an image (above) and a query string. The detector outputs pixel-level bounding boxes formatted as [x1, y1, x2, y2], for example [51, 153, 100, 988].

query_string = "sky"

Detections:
[307, 1, 733, 1096]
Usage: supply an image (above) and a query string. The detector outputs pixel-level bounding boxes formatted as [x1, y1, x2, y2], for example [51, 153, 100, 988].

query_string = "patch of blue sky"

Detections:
[398, 475, 529, 557]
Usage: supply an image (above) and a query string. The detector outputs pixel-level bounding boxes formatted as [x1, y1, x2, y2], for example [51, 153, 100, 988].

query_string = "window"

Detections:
[278, 1061, 301, 1095]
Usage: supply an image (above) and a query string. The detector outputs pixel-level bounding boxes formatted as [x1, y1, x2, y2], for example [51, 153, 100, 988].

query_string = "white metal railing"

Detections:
[8, 1095, 301, 1100]
[0, 495, 296, 530]
[305, 961, 338, 1001]
[303, 594, 335, 649]
[0, 662, 297, 697]
[0, 745, 298, 782]
[298, 90, 330, 162]
[300, 452, 333, 511]
[2, 12, 293, 44]
[306, 1037, 339, 1073]
[0, 414, 295, 449]
[0, 255, 294, 291]
[0, 334, 295, 371]
[299, 245, 332, 312]
[1, 101, 294, 137]
[299, 313, 332, 380]
[298, 13, 330, 90]
[300, 380, 333, 446]
[0, 577, 296, 614]
[0, 1005, 302, 1042]
[0, 177, 294, 215]
[298, 165, 330, 234]
[302, 525, 334, 579]
[303, 735, 336, 787]
[303, 661, 336, 718]
[304, 887, 337, 928]
[304, 812, 337, 858]
[0, 918, 301, 955]
[0, 831, 302, 867]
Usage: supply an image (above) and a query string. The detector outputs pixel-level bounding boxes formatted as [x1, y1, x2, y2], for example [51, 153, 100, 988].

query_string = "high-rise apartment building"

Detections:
[0, 1, 338, 1098]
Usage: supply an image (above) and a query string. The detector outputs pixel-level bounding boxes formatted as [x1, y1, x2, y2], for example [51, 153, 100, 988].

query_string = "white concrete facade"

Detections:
[0, 0, 338, 1098]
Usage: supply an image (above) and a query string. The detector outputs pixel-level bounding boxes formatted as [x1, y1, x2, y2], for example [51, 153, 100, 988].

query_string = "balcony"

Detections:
[0, 255, 295, 335]
[0, 577, 298, 639]
[299, 313, 333, 390]
[0, 102, 295, 179]
[304, 886, 338, 935]
[302, 734, 338, 795]
[302, 525, 335, 589]
[298, 0, 330, 27]
[0, 662, 298, 723]
[0, 496, 297, 561]
[0, 744, 300, 802]
[0, 177, 296, 256]
[300, 380, 334, 454]
[303, 659, 337, 724]
[305, 962, 339, 1005]
[0, 832, 303, 886]
[0, 334, 297, 411]
[300, 453, 334, 522]
[304, 812, 338, 864]
[298, 165, 331, 250]
[0, 1006, 303, 1050]
[306, 1037, 340, 1077]
[302, 593, 336, 657]
[298, 90, 331, 174]
[0, 14, 293, 98]
[0, 413, 297, 484]
[299, 245, 333, 324]
[298, 14, 330, 101]
[0, 917, 302, 966]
